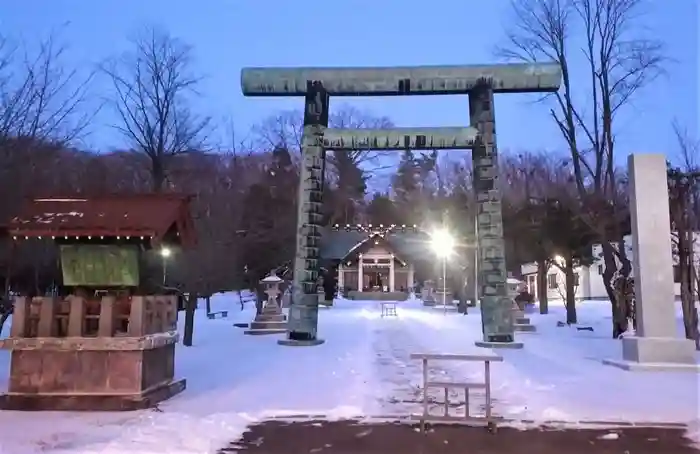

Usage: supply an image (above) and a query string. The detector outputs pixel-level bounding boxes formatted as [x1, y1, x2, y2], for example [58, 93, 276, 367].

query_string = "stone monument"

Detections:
[244, 272, 287, 335]
[603, 153, 699, 371]
[241, 62, 561, 347]
[434, 276, 454, 307]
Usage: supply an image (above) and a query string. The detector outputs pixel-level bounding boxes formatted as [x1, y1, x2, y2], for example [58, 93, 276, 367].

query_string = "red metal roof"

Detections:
[5, 194, 196, 247]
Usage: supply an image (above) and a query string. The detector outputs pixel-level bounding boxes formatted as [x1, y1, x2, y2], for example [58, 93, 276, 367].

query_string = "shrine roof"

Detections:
[320, 229, 430, 263]
[3, 194, 196, 247]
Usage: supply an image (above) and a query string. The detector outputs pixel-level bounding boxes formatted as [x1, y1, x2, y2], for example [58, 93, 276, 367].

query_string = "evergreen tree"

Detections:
[332, 149, 367, 224]
[391, 149, 438, 226]
[239, 146, 297, 282]
[366, 192, 401, 226]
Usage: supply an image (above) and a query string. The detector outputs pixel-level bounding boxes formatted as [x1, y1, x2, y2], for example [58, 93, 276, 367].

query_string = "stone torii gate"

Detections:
[241, 63, 562, 347]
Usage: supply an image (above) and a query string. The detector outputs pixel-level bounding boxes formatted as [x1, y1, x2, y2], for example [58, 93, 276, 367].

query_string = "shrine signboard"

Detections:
[60, 245, 140, 287]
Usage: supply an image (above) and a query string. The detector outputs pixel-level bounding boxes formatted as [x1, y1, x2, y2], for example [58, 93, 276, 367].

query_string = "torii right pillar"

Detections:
[471, 83, 523, 349]
[603, 153, 698, 371]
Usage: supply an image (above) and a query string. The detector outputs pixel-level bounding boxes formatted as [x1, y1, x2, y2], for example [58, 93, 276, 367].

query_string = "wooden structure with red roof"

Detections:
[0, 194, 195, 411]
[6, 194, 196, 247]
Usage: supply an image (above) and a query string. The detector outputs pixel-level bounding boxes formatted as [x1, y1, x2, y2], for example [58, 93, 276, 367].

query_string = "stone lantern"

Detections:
[422, 280, 436, 306]
[506, 278, 520, 299]
[244, 271, 287, 335]
[261, 272, 283, 311]
[508, 278, 535, 332]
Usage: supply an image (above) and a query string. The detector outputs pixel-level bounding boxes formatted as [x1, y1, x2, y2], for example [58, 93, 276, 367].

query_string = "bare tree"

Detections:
[103, 27, 211, 192]
[498, 0, 665, 338]
[0, 29, 96, 208]
[252, 110, 304, 156]
[326, 105, 395, 173]
[0, 30, 95, 144]
[252, 105, 394, 174]
[669, 121, 700, 349]
[0, 30, 96, 320]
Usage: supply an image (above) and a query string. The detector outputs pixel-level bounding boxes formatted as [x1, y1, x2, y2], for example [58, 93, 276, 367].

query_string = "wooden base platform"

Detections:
[244, 328, 287, 335]
[347, 291, 408, 301]
[0, 378, 186, 411]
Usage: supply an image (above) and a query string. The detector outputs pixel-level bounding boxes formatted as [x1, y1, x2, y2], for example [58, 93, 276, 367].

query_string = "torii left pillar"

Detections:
[278, 81, 328, 347]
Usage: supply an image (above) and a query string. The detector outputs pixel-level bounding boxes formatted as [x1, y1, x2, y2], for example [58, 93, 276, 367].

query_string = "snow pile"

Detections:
[687, 419, 700, 448]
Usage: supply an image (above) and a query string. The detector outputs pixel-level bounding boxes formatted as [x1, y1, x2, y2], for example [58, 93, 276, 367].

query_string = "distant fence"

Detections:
[237, 290, 257, 310]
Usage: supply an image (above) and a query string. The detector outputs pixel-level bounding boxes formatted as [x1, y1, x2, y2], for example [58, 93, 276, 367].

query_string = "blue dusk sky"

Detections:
[1, 0, 697, 169]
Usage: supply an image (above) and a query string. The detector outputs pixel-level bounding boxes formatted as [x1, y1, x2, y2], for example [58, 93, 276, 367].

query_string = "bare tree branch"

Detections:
[252, 105, 395, 176]
[102, 26, 211, 191]
[498, 0, 665, 338]
[0, 29, 96, 145]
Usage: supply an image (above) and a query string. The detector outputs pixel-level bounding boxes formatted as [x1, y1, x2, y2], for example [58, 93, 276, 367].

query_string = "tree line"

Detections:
[0, 0, 697, 344]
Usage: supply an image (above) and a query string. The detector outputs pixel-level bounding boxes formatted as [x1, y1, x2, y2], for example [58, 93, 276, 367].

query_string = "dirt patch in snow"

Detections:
[222, 419, 699, 454]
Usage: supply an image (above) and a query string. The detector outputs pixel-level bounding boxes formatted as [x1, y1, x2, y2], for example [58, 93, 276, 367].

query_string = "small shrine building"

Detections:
[320, 225, 432, 300]
[0, 194, 196, 411]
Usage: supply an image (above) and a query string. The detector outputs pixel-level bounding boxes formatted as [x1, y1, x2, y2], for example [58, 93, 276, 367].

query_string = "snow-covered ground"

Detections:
[0, 294, 698, 454]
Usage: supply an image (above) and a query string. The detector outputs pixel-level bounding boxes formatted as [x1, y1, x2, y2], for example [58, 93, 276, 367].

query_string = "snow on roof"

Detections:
[261, 273, 282, 283]
[4, 194, 196, 246]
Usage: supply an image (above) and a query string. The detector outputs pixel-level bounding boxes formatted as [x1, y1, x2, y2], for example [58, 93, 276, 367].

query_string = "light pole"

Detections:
[430, 229, 455, 315]
[473, 214, 479, 307]
[160, 247, 171, 285]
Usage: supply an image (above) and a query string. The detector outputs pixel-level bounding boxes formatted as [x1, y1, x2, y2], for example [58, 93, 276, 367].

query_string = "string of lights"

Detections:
[331, 223, 419, 234]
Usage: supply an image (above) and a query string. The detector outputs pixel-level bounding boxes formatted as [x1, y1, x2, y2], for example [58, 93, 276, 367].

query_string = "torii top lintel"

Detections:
[241, 62, 562, 97]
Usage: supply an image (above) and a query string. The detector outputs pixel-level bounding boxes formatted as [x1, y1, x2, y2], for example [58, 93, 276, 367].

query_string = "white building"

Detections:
[520, 232, 700, 300]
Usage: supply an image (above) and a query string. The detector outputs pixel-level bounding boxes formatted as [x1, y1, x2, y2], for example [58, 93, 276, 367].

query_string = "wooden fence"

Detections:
[10, 295, 178, 339]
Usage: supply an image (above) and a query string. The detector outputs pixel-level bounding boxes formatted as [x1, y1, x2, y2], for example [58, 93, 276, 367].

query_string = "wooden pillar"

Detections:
[128, 296, 147, 336]
[67, 296, 86, 337]
[37, 297, 57, 337]
[164, 295, 177, 331]
[10, 297, 29, 337]
[98, 295, 116, 337]
[149, 296, 164, 333]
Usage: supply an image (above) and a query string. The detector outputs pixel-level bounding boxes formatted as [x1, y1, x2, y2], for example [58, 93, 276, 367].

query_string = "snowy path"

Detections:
[0, 299, 382, 454]
[367, 303, 579, 420]
[370, 302, 699, 424]
[369, 304, 511, 417]
[0, 295, 696, 454]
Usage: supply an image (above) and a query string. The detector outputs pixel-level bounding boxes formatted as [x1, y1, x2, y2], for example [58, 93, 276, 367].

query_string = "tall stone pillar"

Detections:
[389, 255, 395, 291]
[408, 265, 415, 291]
[337, 264, 344, 293]
[603, 153, 698, 371]
[358, 255, 364, 291]
[470, 84, 521, 349]
[278, 81, 329, 347]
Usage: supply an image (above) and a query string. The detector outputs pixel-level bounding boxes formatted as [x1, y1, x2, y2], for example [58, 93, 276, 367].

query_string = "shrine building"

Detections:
[320, 225, 432, 300]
